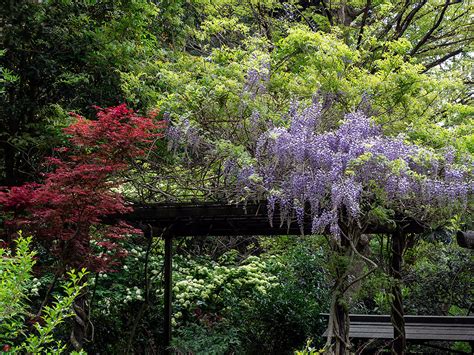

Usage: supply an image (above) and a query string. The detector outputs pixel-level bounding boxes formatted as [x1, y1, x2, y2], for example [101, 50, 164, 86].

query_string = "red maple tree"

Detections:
[0, 104, 165, 272]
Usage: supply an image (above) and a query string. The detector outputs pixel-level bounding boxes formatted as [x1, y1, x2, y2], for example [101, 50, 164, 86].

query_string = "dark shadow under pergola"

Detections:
[118, 201, 471, 353]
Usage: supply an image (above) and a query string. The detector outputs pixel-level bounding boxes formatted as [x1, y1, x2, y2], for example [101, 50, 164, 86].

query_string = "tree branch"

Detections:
[319, 0, 334, 26]
[416, 37, 473, 55]
[410, 0, 453, 55]
[422, 48, 462, 72]
[357, 0, 372, 49]
[394, 0, 427, 39]
[377, 0, 410, 40]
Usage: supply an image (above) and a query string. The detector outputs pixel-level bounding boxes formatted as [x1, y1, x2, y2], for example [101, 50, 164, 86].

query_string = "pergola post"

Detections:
[163, 233, 173, 354]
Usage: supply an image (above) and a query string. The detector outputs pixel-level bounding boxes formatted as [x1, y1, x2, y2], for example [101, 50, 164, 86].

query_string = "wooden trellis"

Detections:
[117, 202, 471, 353]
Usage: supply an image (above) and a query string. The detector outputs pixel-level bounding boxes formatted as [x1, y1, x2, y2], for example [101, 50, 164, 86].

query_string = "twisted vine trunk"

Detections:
[326, 225, 362, 354]
[390, 230, 406, 355]
[326, 272, 351, 355]
[333, 291, 350, 355]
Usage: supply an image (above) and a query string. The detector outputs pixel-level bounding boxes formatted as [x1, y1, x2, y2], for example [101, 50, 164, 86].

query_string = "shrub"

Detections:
[0, 233, 88, 354]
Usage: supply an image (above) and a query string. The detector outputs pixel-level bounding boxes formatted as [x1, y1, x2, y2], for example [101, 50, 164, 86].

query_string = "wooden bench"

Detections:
[457, 231, 474, 249]
[323, 314, 474, 342]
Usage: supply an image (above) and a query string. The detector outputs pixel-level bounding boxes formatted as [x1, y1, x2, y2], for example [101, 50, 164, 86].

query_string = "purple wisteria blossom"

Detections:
[166, 117, 203, 155]
[243, 59, 270, 98]
[229, 100, 472, 239]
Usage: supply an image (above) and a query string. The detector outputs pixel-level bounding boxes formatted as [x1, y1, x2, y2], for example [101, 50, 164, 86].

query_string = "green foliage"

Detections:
[0, 232, 36, 342]
[170, 239, 329, 353]
[0, 233, 88, 353]
[122, 0, 472, 138]
[403, 239, 473, 315]
[85, 236, 330, 354]
[18, 269, 88, 354]
[295, 338, 324, 355]
[0, 0, 160, 184]
[235, 241, 329, 353]
[0, 50, 18, 96]
[354, 237, 472, 318]
[171, 322, 241, 354]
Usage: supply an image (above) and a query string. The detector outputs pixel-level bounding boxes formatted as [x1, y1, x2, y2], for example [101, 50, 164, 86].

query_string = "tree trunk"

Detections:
[334, 294, 350, 354]
[390, 230, 406, 355]
[70, 289, 89, 351]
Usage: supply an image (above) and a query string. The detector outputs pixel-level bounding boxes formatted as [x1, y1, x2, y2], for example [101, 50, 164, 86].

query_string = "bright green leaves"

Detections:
[0, 233, 36, 344]
[195, 16, 250, 43]
[0, 233, 88, 354]
[19, 269, 88, 355]
[273, 27, 359, 95]
[0, 50, 18, 96]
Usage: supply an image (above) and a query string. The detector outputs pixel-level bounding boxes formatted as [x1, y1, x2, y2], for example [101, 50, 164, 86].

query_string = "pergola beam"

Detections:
[122, 202, 425, 237]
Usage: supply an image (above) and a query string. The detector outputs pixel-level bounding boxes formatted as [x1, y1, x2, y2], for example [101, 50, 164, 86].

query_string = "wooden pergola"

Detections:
[118, 201, 472, 353]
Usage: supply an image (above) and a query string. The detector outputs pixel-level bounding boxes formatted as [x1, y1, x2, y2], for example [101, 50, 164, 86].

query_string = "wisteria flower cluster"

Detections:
[242, 57, 270, 99]
[229, 99, 472, 238]
[166, 118, 203, 154]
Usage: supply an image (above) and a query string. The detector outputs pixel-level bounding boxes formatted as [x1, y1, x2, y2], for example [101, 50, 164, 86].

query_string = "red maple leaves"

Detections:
[0, 104, 165, 271]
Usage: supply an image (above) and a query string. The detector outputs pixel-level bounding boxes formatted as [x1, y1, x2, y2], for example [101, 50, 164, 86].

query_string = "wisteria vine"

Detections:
[167, 97, 472, 239]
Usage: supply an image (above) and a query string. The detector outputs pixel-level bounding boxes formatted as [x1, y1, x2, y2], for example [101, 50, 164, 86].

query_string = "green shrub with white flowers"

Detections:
[170, 238, 330, 353]
[172, 253, 279, 327]
[86, 235, 330, 354]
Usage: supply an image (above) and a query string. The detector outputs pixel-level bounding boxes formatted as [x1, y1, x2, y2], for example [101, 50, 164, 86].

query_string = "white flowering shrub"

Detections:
[171, 240, 330, 353]
[90, 242, 162, 318]
[90, 240, 278, 324]
[172, 253, 279, 326]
